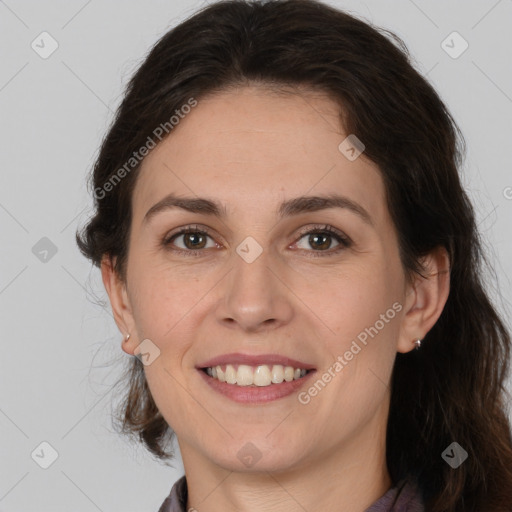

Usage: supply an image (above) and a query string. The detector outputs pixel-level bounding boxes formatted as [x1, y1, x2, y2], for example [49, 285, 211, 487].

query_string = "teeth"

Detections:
[225, 364, 237, 384]
[272, 365, 284, 383]
[204, 364, 308, 387]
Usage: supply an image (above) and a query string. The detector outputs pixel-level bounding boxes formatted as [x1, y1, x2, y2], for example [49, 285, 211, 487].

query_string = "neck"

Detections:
[179, 401, 392, 512]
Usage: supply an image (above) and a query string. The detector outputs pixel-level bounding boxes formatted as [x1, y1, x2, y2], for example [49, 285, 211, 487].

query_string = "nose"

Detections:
[216, 246, 294, 333]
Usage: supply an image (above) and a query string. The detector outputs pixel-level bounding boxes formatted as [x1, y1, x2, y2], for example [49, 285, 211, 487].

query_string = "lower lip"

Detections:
[197, 369, 317, 404]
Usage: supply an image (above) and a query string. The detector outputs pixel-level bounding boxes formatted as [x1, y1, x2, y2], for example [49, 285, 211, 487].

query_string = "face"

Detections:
[112, 86, 418, 474]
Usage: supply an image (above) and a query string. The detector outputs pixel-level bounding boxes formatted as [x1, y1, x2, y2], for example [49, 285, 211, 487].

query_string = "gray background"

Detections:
[1, 0, 511, 510]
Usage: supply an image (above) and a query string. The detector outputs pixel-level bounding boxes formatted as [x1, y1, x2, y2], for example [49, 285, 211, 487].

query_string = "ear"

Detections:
[101, 255, 139, 355]
[397, 246, 450, 354]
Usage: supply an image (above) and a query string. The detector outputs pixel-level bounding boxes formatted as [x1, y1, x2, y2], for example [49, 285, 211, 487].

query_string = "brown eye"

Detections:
[303, 232, 337, 251]
[180, 232, 208, 250]
[294, 225, 351, 255]
[164, 227, 217, 253]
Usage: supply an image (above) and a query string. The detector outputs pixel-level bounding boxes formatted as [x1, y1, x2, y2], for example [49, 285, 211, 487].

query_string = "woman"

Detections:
[76, 0, 512, 510]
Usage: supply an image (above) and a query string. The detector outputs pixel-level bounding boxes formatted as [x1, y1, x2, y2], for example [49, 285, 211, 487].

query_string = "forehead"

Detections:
[132, 86, 388, 226]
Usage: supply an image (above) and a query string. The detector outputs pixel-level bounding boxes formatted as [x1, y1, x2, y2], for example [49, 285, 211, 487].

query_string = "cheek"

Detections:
[128, 255, 205, 340]
[128, 267, 205, 427]
[303, 258, 403, 337]
[305, 266, 401, 431]
[303, 257, 403, 401]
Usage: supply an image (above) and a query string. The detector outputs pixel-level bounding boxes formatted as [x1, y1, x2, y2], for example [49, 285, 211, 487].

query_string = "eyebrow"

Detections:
[143, 192, 373, 226]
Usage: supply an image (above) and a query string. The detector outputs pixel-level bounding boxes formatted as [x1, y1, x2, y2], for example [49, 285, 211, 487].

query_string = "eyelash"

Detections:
[162, 224, 352, 257]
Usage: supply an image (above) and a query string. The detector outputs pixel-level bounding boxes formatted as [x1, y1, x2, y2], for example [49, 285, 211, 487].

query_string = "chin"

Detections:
[206, 440, 302, 474]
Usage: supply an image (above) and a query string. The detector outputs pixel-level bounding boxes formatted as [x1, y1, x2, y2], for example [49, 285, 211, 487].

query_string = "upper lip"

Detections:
[197, 352, 316, 370]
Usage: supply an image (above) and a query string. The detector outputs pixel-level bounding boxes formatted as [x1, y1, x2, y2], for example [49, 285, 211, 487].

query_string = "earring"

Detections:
[124, 333, 131, 342]
[414, 339, 422, 350]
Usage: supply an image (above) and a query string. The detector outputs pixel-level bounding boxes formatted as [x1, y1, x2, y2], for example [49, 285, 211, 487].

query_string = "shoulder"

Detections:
[157, 475, 188, 512]
[365, 479, 425, 512]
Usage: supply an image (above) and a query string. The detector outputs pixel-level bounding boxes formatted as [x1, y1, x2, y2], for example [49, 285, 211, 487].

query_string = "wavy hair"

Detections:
[76, 1, 512, 510]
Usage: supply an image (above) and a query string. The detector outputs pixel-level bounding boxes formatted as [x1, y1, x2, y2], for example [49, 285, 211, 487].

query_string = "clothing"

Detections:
[157, 475, 425, 511]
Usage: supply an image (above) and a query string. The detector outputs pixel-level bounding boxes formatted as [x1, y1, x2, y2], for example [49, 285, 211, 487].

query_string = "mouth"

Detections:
[197, 363, 317, 404]
[196, 352, 316, 388]
[195, 352, 318, 403]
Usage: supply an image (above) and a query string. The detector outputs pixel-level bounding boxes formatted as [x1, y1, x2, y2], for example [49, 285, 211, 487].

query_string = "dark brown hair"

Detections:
[76, 1, 512, 510]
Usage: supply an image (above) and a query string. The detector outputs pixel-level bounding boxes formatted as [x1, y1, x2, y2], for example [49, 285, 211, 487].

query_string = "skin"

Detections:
[102, 85, 450, 512]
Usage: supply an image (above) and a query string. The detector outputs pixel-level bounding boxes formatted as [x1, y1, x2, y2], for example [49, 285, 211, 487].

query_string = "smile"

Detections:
[198, 365, 317, 404]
